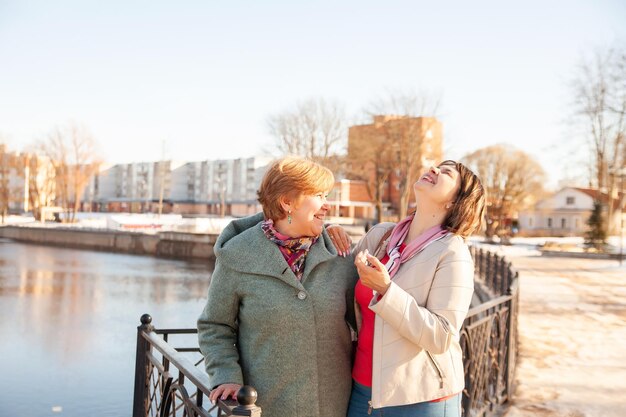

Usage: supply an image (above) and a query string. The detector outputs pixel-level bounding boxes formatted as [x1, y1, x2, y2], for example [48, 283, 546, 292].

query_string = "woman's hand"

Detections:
[209, 383, 242, 404]
[326, 224, 352, 257]
[355, 250, 391, 295]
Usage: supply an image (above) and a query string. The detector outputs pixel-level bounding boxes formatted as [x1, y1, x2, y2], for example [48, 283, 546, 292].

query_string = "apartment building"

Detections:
[90, 156, 272, 215]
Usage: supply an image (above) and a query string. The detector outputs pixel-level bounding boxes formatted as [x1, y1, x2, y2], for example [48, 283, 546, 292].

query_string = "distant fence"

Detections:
[133, 247, 518, 417]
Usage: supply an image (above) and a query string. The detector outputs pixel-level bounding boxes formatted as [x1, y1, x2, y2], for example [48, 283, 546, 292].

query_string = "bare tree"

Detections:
[571, 46, 626, 232]
[349, 89, 442, 221]
[37, 123, 102, 222]
[267, 97, 347, 171]
[462, 145, 546, 238]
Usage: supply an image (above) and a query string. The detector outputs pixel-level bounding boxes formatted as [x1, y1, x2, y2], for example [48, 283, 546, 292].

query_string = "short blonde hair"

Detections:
[440, 160, 486, 238]
[257, 157, 335, 222]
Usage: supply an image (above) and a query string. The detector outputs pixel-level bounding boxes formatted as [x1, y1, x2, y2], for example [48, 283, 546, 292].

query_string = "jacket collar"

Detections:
[215, 214, 337, 290]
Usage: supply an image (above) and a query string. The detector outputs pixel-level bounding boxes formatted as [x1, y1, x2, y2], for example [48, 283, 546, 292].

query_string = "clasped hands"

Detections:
[355, 249, 392, 296]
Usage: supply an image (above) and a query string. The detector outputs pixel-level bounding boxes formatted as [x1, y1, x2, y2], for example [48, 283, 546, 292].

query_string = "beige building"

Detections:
[0, 145, 56, 216]
[329, 179, 375, 220]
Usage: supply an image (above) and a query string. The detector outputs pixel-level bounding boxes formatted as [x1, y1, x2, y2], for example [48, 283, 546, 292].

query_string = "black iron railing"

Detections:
[132, 314, 261, 417]
[133, 247, 518, 417]
[462, 246, 519, 417]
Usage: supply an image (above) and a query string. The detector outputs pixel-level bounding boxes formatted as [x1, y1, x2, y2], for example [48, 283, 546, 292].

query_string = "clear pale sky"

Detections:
[1, 1, 625, 189]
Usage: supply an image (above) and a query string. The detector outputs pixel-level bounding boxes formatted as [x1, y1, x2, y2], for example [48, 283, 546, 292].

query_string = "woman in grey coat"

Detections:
[197, 157, 357, 417]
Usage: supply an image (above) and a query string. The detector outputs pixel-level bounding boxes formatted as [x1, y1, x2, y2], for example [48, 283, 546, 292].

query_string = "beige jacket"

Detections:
[354, 223, 474, 409]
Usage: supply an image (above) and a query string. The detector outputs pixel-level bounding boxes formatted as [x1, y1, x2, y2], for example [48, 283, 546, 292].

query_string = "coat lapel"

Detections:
[218, 223, 338, 290]
[219, 223, 302, 290]
[300, 230, 336, 284]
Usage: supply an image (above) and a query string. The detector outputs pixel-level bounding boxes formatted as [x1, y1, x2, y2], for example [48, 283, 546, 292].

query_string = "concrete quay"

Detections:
[0, 225, 218, 260]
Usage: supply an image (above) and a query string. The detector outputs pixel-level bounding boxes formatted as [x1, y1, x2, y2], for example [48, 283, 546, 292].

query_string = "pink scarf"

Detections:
[261, 219, 318, 281]
[385, 215, 449, 278]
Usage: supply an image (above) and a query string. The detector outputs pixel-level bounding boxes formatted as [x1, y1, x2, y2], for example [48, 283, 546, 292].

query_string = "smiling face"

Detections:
[287, 191, 331, 237]
[414, 161, 462, 206]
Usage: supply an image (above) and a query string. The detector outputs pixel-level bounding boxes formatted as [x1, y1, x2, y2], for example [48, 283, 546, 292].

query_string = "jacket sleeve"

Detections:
[369, 241, 474, 354]
[197, 260, 244, 388]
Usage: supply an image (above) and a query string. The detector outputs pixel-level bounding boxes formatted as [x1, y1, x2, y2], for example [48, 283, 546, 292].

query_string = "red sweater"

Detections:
[352, 247, 402, 387]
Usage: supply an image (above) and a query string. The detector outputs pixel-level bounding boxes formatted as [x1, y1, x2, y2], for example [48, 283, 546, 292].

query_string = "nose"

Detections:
[430, 166, 440, 175]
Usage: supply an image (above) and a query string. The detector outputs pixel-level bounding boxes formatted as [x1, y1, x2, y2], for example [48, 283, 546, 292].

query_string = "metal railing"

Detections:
[133, 247, 518, 417]
[462, 246, 519, 417]
[132, 314, 261, 417]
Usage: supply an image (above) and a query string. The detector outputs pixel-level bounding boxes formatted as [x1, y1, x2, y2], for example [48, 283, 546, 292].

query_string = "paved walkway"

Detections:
[500, 252, 626, 417]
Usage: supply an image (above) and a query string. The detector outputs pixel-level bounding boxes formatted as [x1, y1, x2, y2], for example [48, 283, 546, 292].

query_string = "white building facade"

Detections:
[519, 187, 624, 236]
[90, 156, 272, 215]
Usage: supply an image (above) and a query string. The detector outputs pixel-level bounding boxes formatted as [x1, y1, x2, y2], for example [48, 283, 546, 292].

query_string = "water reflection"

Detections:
[0, 240, 212, 417]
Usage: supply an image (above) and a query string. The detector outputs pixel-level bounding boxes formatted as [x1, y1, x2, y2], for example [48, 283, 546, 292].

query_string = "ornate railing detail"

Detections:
[134, 246, 518, 417]
[132, 314, 262, 417]
[461, 246, 519, 417]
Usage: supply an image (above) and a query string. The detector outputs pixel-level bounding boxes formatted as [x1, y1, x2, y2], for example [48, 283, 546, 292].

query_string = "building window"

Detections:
[566, 196, 575, 205]
[575, 218, 580, 228]
[561, 218, 566, 229]
[547, 218, 553, 228]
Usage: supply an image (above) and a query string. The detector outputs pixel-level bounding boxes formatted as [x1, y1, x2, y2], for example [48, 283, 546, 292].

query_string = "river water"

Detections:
[0, 239, 213, 417]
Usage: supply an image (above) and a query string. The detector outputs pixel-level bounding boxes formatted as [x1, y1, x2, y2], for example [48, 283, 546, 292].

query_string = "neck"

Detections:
[273, 218, 300, 238]
[406, 199, 446, 243]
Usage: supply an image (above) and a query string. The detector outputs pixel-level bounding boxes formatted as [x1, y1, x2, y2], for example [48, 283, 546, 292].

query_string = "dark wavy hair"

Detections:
[439, 160, 485, 238]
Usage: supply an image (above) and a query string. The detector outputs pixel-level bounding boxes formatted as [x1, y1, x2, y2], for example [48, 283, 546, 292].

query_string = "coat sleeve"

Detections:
[197, 260, 244, 388]
[369, 241, 474, 354]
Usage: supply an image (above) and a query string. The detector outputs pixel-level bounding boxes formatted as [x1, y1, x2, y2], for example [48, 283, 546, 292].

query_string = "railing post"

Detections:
[499, 258, 507, 295]
[505, 270, 519, 403]
[232, 386, 262, 416]
[486, 252, 493, 289]
[133, 314, 154, 417]
[504, 262, 512, 294]
[505, 287, 514, 402]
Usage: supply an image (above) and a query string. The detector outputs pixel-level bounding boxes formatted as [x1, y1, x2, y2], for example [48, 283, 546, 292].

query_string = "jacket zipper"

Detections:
[367, 400, 373, 415]
[426, 351, 446, 389]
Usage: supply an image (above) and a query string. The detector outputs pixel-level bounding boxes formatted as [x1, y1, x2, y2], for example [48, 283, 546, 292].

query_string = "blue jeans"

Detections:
[347, 380, 461, 417]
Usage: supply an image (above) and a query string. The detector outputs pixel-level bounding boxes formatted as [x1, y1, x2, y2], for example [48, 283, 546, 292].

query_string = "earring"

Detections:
[288, 210, 292, 224]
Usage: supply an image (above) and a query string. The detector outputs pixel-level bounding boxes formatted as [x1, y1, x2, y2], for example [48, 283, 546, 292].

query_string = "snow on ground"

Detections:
[498, 253, 626, 417]
[468, 236, 626, 259]
[0, 213, 235, 234]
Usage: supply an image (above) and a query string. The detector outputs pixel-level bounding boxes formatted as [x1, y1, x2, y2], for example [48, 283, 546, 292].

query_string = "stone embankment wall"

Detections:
[0, 226, 218, 260]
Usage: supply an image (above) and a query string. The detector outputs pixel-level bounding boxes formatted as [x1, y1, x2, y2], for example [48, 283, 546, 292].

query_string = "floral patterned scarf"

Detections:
[261, 219, 318, 281]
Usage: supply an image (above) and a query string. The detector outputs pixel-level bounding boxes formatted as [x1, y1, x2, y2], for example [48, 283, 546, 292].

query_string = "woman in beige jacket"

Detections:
[328, 160, 485, 417]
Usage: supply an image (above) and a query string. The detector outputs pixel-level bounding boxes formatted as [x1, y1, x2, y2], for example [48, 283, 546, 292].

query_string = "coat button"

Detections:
[297, 291, 307, 300]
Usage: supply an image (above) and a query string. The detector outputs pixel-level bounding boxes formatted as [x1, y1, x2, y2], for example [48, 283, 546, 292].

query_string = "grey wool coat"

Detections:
[197, 213, 358, 417]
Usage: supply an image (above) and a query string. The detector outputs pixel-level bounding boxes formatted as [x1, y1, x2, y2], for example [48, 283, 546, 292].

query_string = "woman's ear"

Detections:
[279, 195, 292, 214]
